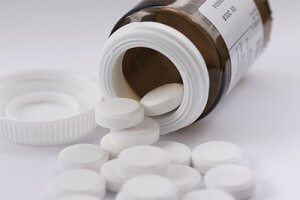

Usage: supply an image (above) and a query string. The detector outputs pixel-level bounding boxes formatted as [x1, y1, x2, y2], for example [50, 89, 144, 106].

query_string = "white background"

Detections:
[0, 0, 300, 200]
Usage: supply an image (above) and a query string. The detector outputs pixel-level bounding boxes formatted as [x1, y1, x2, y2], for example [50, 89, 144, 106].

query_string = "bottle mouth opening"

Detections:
[99, 22, 209, 134]
[101, 46, 186, 121]
[122, 47, 183, 99]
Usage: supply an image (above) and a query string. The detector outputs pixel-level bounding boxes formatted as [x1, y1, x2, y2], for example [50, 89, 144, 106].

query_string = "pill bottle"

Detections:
[99, 0, 272, 134]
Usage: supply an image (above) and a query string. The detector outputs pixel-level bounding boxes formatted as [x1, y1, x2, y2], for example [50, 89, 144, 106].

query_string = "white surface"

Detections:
[0, 0, 300, 200]
[140, 83, 184, 117]
[204, 164, 256, 200]
[95, 98, 144, 130]
[111, 117, 160, 148]
[192, 141, 242, 173]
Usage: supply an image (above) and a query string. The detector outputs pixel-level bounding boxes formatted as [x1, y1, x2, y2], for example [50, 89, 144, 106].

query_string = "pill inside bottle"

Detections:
[99, 0, 272, 134]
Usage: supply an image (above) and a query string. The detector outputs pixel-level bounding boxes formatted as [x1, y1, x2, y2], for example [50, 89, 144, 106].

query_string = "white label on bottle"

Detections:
[199, 0, 264, 93]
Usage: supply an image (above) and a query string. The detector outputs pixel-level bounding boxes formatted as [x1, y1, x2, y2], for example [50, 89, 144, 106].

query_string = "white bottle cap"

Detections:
[0, 69, 103, 145]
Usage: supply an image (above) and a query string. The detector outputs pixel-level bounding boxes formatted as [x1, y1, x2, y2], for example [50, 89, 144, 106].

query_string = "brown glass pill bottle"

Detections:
[99, 0, 272, 134]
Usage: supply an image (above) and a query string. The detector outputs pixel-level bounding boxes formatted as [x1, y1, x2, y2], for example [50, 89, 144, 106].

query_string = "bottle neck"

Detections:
[99, 22, 210, 134]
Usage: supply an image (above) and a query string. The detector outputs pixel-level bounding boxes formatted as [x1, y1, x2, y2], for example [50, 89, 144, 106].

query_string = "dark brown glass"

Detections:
[111, 0, 272, 118]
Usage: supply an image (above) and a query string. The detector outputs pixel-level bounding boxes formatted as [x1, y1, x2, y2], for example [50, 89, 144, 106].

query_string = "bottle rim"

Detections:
[99, 22, 209, 134]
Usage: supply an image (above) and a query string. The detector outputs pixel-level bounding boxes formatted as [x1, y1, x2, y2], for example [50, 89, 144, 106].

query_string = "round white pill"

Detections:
[55, 169, 106, 199]
[116, 175, 178, 200]
[204, 164, 255, 200]
[166, 164, 202, 198]
[183, 189, 235, 200]
[140, 83, 184, 117]
[192, 141, 242, 174]
[59, 195, 99, 200]
[100, 159, 126, 192]
[119, 145, 169, 178]
[59, 144, 109, 171]
[95, 98, 144, 129]
[154, 141, 191, 165]
[111, 117, 160, 148]
[100, 134, 124, 159]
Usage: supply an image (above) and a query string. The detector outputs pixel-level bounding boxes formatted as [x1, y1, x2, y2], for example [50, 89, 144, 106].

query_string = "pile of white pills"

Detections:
[55, 140, 254, 200]
[96, 98, 160, 158]
[52, 84, 257, 200]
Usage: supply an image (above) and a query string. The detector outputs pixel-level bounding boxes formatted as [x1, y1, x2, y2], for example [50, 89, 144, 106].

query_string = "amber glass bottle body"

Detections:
[99, 0, 272, 134]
